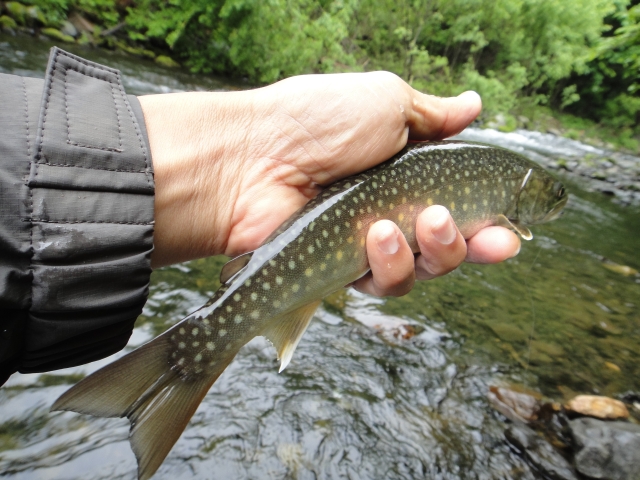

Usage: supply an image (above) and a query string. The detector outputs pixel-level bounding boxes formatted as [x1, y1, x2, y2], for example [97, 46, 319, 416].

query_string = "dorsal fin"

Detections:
[496, 214, 533, 240]
[262, 300, 321, 372]
[220, 252, 253, 284]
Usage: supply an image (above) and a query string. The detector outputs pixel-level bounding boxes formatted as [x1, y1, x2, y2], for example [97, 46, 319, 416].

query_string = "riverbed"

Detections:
[1, 32, 639, 480]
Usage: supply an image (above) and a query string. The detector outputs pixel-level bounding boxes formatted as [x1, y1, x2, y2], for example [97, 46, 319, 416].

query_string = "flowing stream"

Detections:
[1, 33, 639, 480]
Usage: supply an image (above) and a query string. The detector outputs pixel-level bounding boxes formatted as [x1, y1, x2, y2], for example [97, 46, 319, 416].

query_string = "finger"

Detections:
[414, 205, 467, 281]
[406, 90, 482, 141]
[353, 220, 415, 297]
[465, 226, 521, 264]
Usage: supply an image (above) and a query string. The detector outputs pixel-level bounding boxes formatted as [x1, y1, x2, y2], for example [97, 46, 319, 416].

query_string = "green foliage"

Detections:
[1, 0, 637, 144]
[125, 0, 356, 82]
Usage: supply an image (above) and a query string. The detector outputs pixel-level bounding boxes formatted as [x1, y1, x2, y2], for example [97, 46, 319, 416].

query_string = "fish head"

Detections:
[515, 167, 568, 226]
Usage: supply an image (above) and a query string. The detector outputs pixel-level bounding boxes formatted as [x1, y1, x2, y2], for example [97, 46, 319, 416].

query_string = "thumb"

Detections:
[405, 90, 482, 141]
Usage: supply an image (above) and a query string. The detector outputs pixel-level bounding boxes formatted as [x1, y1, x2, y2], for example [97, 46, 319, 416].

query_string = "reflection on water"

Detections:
[1, 32, 640, 480]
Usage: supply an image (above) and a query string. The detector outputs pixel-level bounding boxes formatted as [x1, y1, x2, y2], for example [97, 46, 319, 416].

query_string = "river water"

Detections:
[1, 33, 639, 480]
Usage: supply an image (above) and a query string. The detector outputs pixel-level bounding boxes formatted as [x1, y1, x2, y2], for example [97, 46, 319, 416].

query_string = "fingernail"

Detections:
[377, 224, 399, 255]
[511, 243, 521, 258]
[458, 90, 481, 102]
[432, 214, 456, 245]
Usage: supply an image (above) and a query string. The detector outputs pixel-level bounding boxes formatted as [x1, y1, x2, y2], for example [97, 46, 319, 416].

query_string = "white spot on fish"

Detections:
[263, 282, 271, 290]
[276, 276, 283, 285]
[219, 329, 227, 337]
[207, 342, 215, 350]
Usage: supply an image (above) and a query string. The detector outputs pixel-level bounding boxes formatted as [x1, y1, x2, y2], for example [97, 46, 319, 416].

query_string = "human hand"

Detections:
[139, 72, 520, 296]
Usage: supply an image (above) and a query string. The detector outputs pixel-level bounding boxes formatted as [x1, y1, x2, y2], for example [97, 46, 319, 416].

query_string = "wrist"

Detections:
[139, 91, 254, 268]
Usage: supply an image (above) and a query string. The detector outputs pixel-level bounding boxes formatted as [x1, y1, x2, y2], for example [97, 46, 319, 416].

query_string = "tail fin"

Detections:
[52, 334, 228, 480]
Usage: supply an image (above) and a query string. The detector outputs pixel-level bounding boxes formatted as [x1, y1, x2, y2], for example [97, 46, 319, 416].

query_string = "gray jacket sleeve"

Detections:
[0, 47, 155, 385]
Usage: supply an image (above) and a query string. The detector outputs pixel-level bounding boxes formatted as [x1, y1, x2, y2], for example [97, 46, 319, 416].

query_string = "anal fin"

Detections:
[262, 301, 321, 373]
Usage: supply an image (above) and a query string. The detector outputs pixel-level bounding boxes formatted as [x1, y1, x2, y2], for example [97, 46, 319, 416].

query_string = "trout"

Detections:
[52, 141, 568, 479]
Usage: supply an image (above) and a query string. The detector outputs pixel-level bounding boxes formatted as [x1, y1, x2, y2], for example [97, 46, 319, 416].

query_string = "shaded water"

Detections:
[1, 33, 639, 479]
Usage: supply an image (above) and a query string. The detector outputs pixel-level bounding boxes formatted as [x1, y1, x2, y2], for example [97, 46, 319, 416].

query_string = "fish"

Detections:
[52, 140, 568, 479]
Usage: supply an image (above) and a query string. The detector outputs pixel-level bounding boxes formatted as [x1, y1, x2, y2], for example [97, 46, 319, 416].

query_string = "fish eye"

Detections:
[557, 186, 565, 198]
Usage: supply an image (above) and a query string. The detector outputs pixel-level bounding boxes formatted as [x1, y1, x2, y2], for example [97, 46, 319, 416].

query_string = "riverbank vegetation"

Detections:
[1, 0, 638, 151]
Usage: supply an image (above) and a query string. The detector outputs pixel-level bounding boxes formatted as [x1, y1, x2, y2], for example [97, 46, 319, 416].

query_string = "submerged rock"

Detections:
[571, 418, 640, 480]
[566, 395, 629, 420]
[505, 423, 578, 480]
[602, 260, 639, 277]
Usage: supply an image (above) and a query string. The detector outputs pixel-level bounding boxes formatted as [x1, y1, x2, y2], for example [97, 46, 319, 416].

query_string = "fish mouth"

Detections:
[542, 193, 569, 222]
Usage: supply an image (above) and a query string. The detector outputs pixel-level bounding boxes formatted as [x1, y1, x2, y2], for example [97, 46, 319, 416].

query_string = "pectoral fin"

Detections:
[496, 214, 533, 240]
[262, 301, 321, 372]
[220, 252, 253, 284]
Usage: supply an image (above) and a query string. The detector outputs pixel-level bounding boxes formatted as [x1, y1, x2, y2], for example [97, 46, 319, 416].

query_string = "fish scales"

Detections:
[169, 143, 536, 379]
[52, 141, 568, 480]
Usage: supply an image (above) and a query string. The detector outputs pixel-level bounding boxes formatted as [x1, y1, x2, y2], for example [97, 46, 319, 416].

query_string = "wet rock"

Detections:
[68, 12, 95, 33]
[505, 423, 578, 480]
[155, 55, 180, 68]
[0, 15, 17, 31]
[5, 2, 27, 25]
[41, 27, 75, 43]
[60, 20, 77, 38]
[489, 385, 541, 423]
[566, 395, 629, 420]
[570, 418, 640, 480]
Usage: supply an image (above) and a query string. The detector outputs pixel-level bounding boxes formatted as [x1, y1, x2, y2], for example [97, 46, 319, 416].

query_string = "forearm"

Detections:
[0, 48, 154, 383]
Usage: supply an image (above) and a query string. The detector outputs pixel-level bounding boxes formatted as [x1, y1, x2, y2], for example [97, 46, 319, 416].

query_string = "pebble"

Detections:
[566, 395, 629, 420]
